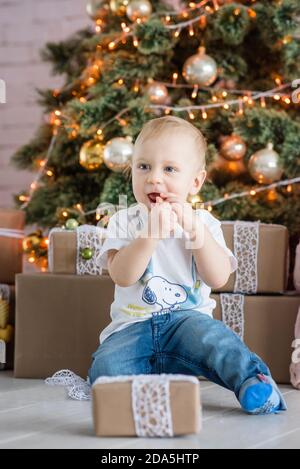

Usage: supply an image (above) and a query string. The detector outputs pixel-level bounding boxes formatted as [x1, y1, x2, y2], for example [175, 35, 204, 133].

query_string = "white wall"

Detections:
[0, 0, 89, 208]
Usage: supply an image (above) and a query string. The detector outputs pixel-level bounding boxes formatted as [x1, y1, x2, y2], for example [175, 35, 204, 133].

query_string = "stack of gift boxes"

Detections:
[14, 220, 299, 383]
[13, 217, 300, 437]
[0, 210, 24, 370]
[212, 221, 300, 384]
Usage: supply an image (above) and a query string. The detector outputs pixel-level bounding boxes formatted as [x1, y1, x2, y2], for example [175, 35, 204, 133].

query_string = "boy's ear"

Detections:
[189, 170, 207, 195]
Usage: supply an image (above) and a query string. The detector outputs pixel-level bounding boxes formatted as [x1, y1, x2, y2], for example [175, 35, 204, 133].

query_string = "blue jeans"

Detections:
[88, 309, 272, 400]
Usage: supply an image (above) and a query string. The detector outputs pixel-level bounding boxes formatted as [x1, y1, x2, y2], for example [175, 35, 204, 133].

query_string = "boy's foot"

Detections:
[238, 373, 287, 415]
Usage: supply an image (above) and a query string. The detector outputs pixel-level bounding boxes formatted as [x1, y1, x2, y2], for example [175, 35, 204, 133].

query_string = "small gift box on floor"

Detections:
[48, 225, 107, 275]
[92, 374, 202, 437]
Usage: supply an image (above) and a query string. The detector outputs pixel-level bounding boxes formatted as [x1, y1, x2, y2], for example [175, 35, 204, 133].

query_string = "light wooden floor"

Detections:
[1, 371, 300, 449]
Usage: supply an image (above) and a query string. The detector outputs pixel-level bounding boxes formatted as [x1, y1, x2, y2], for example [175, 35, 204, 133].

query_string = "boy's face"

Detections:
[131, 132, 206, 210]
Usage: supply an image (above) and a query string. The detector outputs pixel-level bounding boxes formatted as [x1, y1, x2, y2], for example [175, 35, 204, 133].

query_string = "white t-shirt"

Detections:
[97, 204, 238, 344]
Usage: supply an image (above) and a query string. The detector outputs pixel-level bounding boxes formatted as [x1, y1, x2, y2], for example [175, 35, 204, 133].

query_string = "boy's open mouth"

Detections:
[147, 192, 161, 203]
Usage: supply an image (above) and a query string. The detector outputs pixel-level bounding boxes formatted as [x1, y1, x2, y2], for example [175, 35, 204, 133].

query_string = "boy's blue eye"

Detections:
[165, 166, 176, 173]
[137, 164, 177, 172]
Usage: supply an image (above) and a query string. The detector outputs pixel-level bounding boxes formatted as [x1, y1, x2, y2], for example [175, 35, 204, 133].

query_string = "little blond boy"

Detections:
[89, 116, 286, 415]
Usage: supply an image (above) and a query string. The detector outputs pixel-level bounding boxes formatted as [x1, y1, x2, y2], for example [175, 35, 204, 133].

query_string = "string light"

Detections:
[191, 85, 198, 99]
[237, 99, 244, 115]
[172, 72, 178, 85]
[149, 83, 294, 114]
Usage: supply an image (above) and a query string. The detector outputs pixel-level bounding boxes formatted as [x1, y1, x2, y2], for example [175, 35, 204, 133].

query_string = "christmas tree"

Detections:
[12, 0, 300, 269]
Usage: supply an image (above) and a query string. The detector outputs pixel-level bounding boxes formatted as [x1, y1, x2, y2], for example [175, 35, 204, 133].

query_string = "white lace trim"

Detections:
[0, 284, 10, 303]
[45, 369, 91, 400]
[233, 221, 259, 294]
[48, 225, 105, 275]
[76, 225, 104, 275]
[220, 293, 245, 340]
[0, 340, 6, 364]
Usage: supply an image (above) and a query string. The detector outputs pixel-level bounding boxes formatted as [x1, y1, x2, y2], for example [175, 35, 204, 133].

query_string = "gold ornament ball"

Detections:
[80, 247, 94, 260]
[220, 135, 247, 161]
[110, 0, 128, 15]
[126, 0, 152, 22]
[65, 218, 79, 230]
[22, 232, 43, 253]
[146, 82, 169, 104]
[86, 0, 109, 20]
[103, 137, 134, 173]
[0, 298, 9, 329]
[79, 139, 104, 170]
[183, 48, 218, 86]
[248, 143, 283, 184]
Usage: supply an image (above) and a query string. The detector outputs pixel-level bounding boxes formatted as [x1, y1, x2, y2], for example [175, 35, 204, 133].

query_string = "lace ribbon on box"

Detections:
[76, 225, 104, 275]
[93, 374, 199, 437]
[0, 284, 10, 303]
[48, 225, 105, 275]
[0, 228, 24, 239]
[0, 340, 6, 364]
[231, 221, 260, 294]
[45, 371, 199, 437]
[220, 293, 245, 340]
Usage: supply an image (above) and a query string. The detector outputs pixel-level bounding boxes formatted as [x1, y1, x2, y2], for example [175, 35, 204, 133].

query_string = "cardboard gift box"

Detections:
[14, 273, 113, 378]
[212, 293, 300, 383]
[48, 225, 107, 275]
[0, 284, 16, 371]
[92, 374, 201, 437]
[0, 209, 25, 284]
[213, 222, 289, 294]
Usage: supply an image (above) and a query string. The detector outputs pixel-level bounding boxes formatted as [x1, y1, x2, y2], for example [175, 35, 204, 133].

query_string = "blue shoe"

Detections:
[238, 374, 287, 415]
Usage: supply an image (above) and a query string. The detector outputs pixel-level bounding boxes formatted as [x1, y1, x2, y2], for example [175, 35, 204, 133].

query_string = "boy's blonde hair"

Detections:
[123, 115, 207, 178]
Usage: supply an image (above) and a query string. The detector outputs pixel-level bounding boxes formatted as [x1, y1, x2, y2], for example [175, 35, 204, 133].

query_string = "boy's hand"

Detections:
[148, 198, 178, 239]
[159, 192, 205, 248]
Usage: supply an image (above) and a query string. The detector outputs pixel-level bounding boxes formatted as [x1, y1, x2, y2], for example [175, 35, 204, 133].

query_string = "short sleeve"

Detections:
[96, 209, 132, 271]
[196, 210, 238, 273]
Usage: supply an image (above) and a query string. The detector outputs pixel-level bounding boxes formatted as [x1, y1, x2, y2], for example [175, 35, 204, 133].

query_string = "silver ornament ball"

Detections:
[183, 48, 218, 86]
[86, 0, 109, 20]
[103, 137, 134, 172]
[220, 135, 247, 161]
[146, 82, 169, 104]
[248, 143, 283, 184]
[126, 0, 152, 22]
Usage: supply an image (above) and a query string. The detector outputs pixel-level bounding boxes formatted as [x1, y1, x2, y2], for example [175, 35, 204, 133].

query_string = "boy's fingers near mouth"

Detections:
[160, 192, 179, 203]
